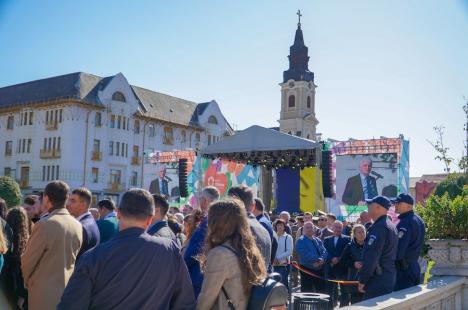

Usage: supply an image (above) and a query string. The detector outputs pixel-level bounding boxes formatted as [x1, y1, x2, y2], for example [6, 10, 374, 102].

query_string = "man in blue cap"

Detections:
[392, 193, 425, 291]
[358, 195, 398, 300]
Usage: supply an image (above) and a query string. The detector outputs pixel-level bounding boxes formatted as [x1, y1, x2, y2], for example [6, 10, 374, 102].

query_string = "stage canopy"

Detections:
[200, 125, 321, 169]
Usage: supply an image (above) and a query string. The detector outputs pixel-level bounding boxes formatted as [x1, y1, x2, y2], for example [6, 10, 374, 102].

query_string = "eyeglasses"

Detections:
[319, 218, 327, 221]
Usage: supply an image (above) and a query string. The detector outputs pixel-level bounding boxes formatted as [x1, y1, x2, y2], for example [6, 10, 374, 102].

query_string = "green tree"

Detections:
[416, 188, 468, 239]
[0, 176, 22, 208]
[433, 174, 467, 199]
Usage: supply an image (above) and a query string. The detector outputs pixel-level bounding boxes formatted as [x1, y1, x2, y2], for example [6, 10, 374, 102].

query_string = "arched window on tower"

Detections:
[288, 95, 295, 108]
[307, 96, 311, 108]
[208, 115, 218, 124]
[112, 92, 126, 102]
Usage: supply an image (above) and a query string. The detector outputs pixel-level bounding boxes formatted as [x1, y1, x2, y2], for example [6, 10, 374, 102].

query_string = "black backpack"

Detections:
[220, 245, 288, 310]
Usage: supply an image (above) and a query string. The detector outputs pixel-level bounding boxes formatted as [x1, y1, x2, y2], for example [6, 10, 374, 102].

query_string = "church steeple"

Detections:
[283, 10, 314, 83]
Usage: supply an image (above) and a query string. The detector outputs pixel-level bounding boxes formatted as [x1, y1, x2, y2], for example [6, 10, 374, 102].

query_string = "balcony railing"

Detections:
[92, 151, 102, 161]
[131, 156, 140, 166]
[106, 182, 125, 193]
[45, 121, 58, 130]
[40, 149, 61, 159]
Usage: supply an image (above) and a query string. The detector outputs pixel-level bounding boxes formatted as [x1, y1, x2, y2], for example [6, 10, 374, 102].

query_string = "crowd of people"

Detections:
[0, 180, 425, 309]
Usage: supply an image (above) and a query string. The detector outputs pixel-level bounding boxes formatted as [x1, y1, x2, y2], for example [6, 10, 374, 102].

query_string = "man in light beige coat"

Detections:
[22, 181, 82, 310]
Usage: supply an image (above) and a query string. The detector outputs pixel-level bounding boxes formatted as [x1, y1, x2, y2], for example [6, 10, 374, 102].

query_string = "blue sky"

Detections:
[0, 0, 467, 177]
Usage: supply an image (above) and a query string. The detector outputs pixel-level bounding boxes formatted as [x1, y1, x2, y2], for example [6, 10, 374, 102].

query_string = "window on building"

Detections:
[7, 116, 14, 130]
[22, 139, 26, 153]
[56, 165, 60, 179]
[4, 167, 11, 177]
[43, 138, 47, 151]
[109, 141, 114, 155]
[149, 125, 155, 137]
[307, 134, 310, 139]
[134, 120, 140, 134]
[112, 92, 126, 102]
[130, 171, 138, 187]
[93, 139, 100, 153]
[59, 109, 63, 123]
[208, 116, 218, 124]
[5, 141, 12, 156]
[57, 137, 61, 150]
[42, 166, 46, 181]
[17, 139, 20, 153]
[92, 168, 99, 183]
[95, 112, 102, 127]
[116, 142, 120, 156]
[54, 110, 58, 123]
[121, 143, 125, 157]
[48, 137, 52, 150]
[195, 133, 201, 145]
[163, 127, 174, 145]
[288, 131, 292, 135]
[110, 169, 122, 184]
[208, 135, 212, 145]
[181, 130, 186, 143]
[117, 116, 122, 129]
[23, 112, 28, 126]
[122, 117, 126, 130]
[307, 96, 311, 108]
[45, 111, 49, 123]
[110, 115, 115, 128]
[20, 166, 29, 186]
[288, 95, 295, 108]
[51, 166, 55, 180]
[133, 145, 139, 158]
[296, 131, 302, 137]
[29, 111, 33, 125]
[27, 139, 31, 153]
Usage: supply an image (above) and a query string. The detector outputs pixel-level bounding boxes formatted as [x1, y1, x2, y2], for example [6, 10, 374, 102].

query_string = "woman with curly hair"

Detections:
[197, 198, 267, 310]
[6, 207, 31, 309]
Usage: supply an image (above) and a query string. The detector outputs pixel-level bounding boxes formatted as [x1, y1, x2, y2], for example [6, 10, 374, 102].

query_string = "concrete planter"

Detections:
[427, 239, 468, 276]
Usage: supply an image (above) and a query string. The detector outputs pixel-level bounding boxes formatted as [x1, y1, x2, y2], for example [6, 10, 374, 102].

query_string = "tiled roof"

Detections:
[0, 72, 220, 128]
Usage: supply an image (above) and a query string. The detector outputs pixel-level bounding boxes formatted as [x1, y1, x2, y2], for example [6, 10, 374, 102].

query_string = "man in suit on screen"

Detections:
[342, 157, 378, 205]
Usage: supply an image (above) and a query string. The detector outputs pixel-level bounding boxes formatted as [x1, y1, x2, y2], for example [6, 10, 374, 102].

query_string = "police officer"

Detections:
[392, 193, 425, 291]
[358, 196, 398, 300]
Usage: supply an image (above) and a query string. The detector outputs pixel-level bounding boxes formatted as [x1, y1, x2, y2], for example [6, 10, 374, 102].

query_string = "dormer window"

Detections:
[112, 92, 126, 102]
[208, 116, 218, 125]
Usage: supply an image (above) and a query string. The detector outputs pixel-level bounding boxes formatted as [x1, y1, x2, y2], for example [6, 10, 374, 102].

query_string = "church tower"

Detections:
[279, 11, 318, 140]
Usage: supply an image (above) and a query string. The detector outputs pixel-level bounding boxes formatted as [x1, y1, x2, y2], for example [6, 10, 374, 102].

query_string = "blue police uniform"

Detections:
[393, 194, 426, 291]
[359, 196, 398, 300]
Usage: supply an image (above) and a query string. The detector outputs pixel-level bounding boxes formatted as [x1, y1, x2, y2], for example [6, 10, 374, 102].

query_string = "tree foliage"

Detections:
[0, 176, 22, 209]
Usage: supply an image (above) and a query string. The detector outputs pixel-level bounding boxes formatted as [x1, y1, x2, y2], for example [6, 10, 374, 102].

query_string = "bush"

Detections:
[433, 174, 467, 199]
[416, 188, 468, 239]
[0, 176, 22, 208]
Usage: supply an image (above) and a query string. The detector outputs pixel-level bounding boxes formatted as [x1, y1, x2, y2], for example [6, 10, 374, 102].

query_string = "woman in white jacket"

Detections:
[273, 219, 294, 290]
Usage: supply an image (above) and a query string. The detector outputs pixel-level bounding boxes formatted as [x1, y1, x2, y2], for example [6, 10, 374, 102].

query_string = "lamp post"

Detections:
[463, 98, 468, 174]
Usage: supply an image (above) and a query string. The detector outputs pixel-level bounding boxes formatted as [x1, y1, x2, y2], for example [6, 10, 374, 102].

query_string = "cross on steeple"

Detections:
[297, 9, 302, 27]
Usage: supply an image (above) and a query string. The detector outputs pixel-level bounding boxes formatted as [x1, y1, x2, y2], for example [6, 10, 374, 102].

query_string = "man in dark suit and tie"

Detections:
[67, 188, 100, 258]
[58, 188, 195, 309]
[342, 157, 378, 205]
[149, 166, 171, 196]
[323, 221, 351, 307]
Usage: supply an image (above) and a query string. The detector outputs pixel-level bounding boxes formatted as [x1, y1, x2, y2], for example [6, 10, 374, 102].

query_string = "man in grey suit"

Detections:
[342, 157, 378, 205]
[149, 166, 171, 196]
[228, 186, 272, 271]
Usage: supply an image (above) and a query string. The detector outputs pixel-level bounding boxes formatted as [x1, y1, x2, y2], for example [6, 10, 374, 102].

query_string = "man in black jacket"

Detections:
[58, 189, 195, 309]
[323, 221, 351, 307]
[147, 194, 178, 245]
[67, 188, 100, 258]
